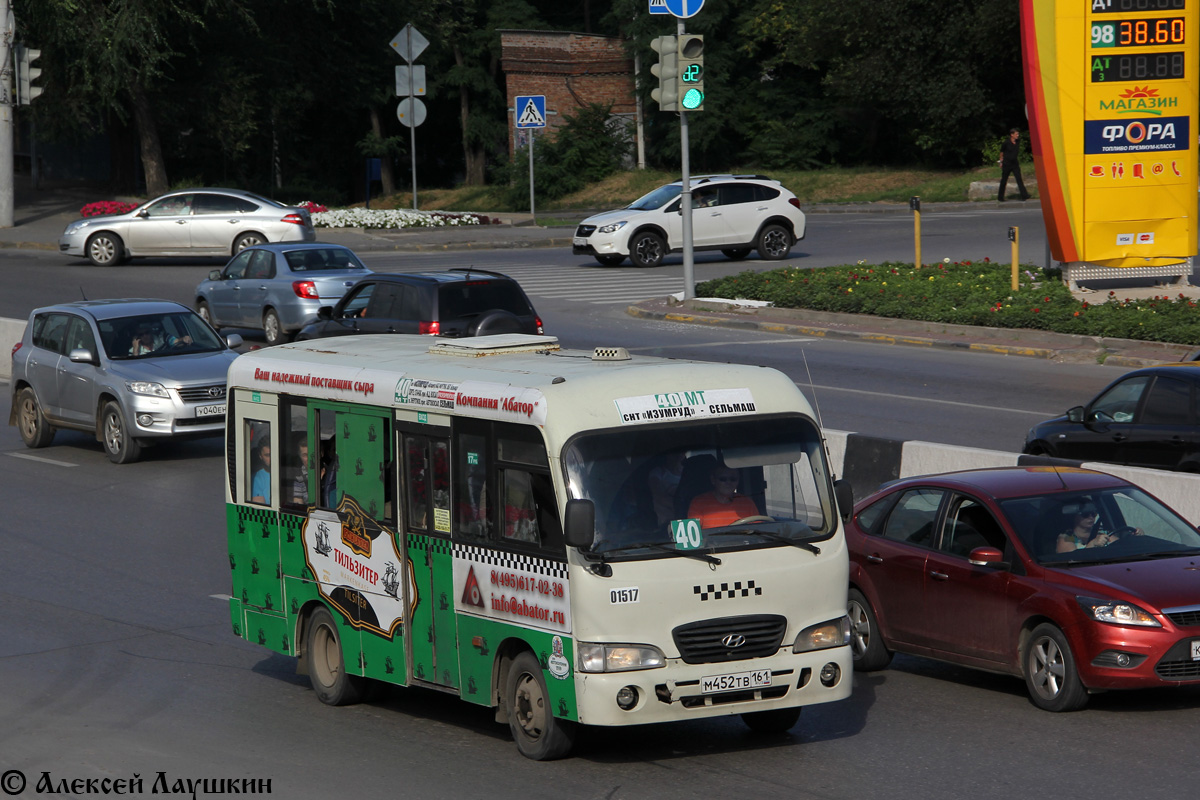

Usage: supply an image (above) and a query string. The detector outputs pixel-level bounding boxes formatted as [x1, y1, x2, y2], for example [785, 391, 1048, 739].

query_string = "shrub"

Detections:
[80, 201, 140, 217]
[696, 260, 1200, 345]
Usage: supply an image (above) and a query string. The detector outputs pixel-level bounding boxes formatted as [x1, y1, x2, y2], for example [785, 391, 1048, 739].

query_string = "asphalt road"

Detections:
[5, 208, 1196, 799]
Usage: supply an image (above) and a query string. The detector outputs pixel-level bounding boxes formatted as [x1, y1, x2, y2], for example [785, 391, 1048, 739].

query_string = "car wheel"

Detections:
[16, 387, 56, 448]
[741, 707, 801, 734]
[196, 300, 218, 329]
[86, 232, 125, 267]
[101, 400, 142, 464]
[305, 607, 365, 706]
[505, 651, 576, 760]
[595, 255, 626, 267]
[756, 224, 793, 261]
[721, 248, 752, 261]
[629, 231, 666, 268]
[470, 310, 524, 337]
[233, 232, 265, 254]
[848, 588, 893, 671]
[263, 309, 291, 346]
[1024, 623, 1088, 712]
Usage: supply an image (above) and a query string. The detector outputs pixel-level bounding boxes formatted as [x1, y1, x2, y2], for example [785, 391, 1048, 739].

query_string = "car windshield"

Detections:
[1000, 485, 1200, 565]
[626, 184, 682, 211]
[99, 312, 227, 360]
[284, 248, 366, 272]
[563, 415, 835, 558]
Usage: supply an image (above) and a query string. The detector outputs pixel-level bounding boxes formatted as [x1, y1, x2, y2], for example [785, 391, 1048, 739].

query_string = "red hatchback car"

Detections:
[845, 466, 1200, 711]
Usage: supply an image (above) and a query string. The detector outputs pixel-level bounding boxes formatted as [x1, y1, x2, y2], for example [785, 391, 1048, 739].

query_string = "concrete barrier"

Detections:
[826, 429, 1200, 525]
[1, 316, 25, 380]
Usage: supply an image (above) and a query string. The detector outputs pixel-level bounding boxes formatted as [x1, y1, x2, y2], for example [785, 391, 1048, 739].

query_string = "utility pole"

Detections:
[1, 0, 15, 228]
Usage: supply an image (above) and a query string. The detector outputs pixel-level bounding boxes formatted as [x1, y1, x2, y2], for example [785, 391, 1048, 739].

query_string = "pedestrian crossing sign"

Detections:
[649, 0, 669, 14]
[515, 95, 547, 129]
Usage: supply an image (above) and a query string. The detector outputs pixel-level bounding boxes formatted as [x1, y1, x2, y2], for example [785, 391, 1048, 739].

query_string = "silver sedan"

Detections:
[58, 188, 316, 266]
[194, 243, 372, 345]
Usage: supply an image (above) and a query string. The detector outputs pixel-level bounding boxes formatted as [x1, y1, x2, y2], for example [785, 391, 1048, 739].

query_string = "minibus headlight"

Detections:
[793, 616, 852, 653]
[578, 643, 666, 673]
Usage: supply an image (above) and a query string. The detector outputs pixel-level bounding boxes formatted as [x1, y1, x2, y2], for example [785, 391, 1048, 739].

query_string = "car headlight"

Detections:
[577, 642, 665, 673]
[125, 381, 171, 399]
[597, 221, 627, 234]
[1077, 596, 1161, 627]
[66, 221, 91, 234]
[793, 616, 852, 652]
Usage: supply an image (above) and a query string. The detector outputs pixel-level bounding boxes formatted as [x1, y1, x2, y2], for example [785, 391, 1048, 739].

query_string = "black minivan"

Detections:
[295, 268, 544, 340]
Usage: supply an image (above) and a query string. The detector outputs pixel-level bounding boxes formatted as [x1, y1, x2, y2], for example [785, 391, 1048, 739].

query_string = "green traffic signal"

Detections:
[681, 88, 704, 110]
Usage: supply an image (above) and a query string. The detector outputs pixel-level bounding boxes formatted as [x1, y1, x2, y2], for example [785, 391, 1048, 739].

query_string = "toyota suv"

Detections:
[572, 175, 806, 268]
[9, 299, 242, 464]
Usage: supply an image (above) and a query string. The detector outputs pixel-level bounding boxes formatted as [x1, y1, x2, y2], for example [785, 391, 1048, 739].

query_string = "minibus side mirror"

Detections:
[834, 479, 854, 523]
[563, 499, 596, 550]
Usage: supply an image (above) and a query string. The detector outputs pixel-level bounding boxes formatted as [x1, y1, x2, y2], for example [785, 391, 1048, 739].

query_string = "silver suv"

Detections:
[572, 175, 806, 268]
[9, 299, 242, 463]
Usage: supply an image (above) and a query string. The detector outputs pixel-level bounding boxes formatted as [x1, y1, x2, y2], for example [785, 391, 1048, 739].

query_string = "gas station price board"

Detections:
[1021, 0, 1199, 268]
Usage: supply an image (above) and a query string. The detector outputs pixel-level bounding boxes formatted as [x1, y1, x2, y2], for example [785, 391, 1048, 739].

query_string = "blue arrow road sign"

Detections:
[514, 95, 547, 129]
[663, 0, 704, 18]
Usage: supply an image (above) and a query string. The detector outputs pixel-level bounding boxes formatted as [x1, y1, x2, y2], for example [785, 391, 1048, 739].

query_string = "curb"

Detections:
[0, 241, 58, 252]
[626, 303, 1182, 368]
[626, 305, 1061, 360]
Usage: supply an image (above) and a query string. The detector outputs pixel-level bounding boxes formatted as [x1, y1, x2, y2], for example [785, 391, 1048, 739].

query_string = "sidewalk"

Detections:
[3, 182, 1196, 369]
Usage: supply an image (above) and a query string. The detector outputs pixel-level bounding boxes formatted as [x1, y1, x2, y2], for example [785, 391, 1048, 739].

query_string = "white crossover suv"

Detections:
[572, 175, 806, 268]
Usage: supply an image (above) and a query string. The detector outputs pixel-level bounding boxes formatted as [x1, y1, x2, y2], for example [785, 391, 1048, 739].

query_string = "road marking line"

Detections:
[210, 594, 233, 602]
[626, 338, 817, 350]
[808, 382, 1053, 416]
[7, 452, 78, 467]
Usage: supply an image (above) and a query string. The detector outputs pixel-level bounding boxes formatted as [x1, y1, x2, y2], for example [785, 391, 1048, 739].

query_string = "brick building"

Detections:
[498, 30, 638, 159]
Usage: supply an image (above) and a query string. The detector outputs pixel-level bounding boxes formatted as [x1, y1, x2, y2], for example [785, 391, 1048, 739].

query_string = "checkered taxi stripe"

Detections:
[694, 580, 761, 601]
[453, 543, 568, 581]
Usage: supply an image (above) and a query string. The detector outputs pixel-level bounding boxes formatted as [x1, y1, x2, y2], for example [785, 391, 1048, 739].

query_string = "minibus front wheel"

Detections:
[505, 651, 576, 760]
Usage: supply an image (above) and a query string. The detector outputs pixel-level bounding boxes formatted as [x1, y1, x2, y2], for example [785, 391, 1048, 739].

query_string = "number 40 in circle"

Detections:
[671, 518, 704, 550]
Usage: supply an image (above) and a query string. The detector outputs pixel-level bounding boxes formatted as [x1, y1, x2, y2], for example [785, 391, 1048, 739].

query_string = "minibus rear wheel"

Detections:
[305, 607, 364, 706]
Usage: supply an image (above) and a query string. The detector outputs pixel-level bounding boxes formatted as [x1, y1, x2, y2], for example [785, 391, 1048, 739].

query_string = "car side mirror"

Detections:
[968, 546, 1008, 568]
[563, 498, 596, 550]
[317, 306, 333, 321]
[834, 479, 854, 523]
[226, 334, 243, 349]
[209, 269, 223, 281]
[137, 209, 150, 218]
[68, 348, 95, 365]
[1066, 405, 1084, 423]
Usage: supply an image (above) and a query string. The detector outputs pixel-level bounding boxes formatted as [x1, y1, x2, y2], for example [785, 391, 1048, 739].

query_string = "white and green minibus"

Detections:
[225, 334, 853, 759]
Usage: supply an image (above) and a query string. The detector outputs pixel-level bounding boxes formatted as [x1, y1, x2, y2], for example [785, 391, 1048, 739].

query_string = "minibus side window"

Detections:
[245, 420, 272, 505]
[281, 399, 309, 511]
[456, 432, 491, 541]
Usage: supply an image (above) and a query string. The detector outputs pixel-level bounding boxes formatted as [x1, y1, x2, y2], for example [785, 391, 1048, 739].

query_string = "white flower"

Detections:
[943, 257, 950, 263]
[312, 208, 486, 229]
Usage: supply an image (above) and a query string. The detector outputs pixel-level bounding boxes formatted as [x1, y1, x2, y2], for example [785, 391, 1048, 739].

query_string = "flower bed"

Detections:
[309, 207, 497, 229]
[696, 260, 1200, 345]
[80, 201, 140, 217]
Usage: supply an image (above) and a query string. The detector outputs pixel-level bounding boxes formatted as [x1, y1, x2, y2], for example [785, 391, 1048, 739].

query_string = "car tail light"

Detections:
[418, 320, 440, 335]
[11, 342, 22, 358]
[281, 213, 307, 226]
[292, 280, 319, 299]
[535, 317, 544, 335]
[789, 198, 802, 209]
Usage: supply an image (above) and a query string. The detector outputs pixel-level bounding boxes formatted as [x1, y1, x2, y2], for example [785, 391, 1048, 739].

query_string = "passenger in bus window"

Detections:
[688, 463, 757, 528]
[291, 436, 310, 506]
[503, 470, 540, 544]
[320, 438, 339, 507]
[251, 439, 271, 505]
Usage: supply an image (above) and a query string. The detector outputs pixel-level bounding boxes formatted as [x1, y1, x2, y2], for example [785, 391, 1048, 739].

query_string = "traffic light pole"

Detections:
[678, 19, 694, 300]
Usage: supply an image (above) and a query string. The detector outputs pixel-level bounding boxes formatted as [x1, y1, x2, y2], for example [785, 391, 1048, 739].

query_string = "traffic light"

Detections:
[15, 44, 44, 105]
[649, 35, 678, 112]
[677, 35, 704, 111]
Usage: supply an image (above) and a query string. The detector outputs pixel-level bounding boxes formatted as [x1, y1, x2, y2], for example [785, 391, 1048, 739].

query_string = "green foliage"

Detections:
[497, 103, 630, 207]
[696, 261, 1200, 345]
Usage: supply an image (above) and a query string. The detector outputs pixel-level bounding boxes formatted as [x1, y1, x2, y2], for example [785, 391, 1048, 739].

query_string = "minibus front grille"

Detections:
[672, 614, 787, 664]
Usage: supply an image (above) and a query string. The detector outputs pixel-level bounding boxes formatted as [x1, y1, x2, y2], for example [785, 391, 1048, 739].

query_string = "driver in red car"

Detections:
[688, 463, 759, 528]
